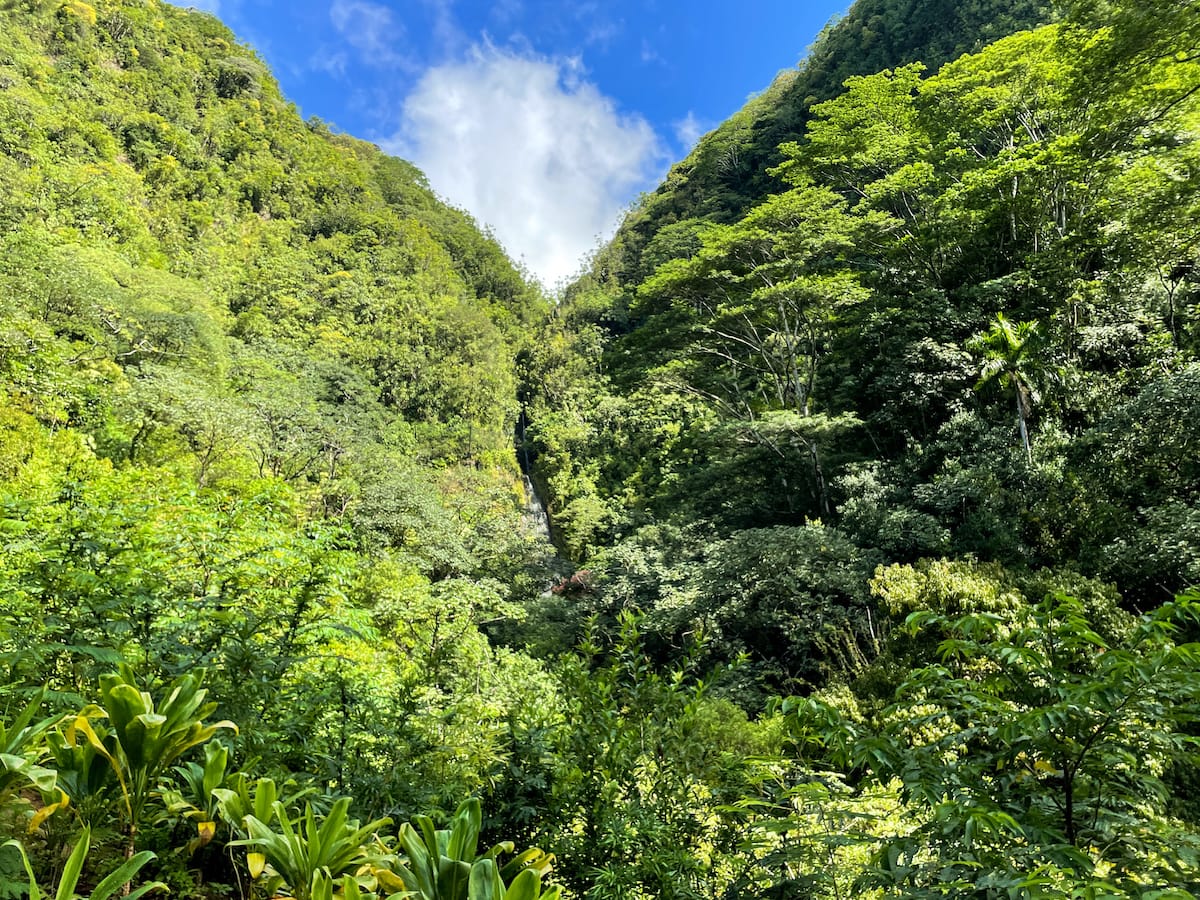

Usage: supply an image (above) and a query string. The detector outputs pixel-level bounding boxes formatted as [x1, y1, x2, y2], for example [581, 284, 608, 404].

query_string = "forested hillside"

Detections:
[0, 0, 568, 883]
[2, 0, 1200, 898]
[519, 0, 1200, 887]
[580, 0, 1053, 299]
[530, 0, 1200, 647]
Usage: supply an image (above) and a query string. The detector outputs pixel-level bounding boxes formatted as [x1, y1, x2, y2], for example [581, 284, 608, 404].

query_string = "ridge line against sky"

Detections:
[172, 0, 850, 288]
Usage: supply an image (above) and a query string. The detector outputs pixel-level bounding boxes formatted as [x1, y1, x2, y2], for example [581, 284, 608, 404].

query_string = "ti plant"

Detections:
[3, 827, 166, 900]
[212, 771, 319, 836]
[0, 691, 63, 828]
[310, 870, 376, 900]
[233, 797, 391, 900]
[159, 740, 230, 855]
[164, 748, 321, 856]
[52, 665, 236, 854]
[375, 798, 561, 900]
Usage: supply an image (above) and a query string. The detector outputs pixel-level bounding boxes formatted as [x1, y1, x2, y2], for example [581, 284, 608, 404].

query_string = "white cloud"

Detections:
[488, 0, 523, 27]
[310, 48, 349, 78]
[673, 111, 707, 152]
[329, 0, 405, 67]
[640, 39, 662, 65]
[422, 0, 466, 57]
[584, 19, 622, 48]
[390, 47, 664, 287]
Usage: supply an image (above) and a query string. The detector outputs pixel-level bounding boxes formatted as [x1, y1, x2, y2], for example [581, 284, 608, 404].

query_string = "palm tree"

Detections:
[969, 313, 1042, 463]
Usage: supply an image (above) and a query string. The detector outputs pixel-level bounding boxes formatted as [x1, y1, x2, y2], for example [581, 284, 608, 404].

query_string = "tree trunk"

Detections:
[1016, 386, 1032, 464]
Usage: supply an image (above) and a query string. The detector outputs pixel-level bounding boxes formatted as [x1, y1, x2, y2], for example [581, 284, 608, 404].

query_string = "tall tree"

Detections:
[969, 313, 1044, 462]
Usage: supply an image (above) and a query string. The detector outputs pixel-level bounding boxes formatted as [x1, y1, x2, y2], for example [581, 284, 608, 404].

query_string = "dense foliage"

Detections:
[2, 0, 1199, 897]
[529, 0, 1200, 636]
[515, 0, 1200, 890]
[575, 0, 1054, 299]
[0, 0, 560, 862]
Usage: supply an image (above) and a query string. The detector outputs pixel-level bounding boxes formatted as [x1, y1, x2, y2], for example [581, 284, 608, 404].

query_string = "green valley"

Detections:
[1, 0, 1199, 897]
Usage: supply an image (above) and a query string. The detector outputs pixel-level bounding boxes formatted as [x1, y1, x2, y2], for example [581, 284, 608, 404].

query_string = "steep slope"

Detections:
[581, 0, 1053, 300]
[0, 0, 546, 498]
[523, 0, 1200, 699]
[0, 0, 554, 818]
[2, 3, 1199, 898]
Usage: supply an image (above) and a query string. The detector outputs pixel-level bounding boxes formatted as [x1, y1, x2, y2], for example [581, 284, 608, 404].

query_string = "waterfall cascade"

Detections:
[522, 474, 552, 542]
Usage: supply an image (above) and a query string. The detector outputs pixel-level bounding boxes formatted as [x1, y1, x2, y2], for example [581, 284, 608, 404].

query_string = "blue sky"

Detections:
[176, 0, 849, 286]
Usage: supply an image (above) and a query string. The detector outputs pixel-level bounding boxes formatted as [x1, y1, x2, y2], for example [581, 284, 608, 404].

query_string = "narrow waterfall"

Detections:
[522, 473, 552, 542]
